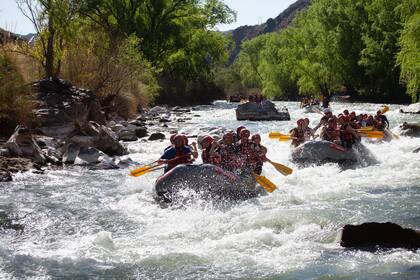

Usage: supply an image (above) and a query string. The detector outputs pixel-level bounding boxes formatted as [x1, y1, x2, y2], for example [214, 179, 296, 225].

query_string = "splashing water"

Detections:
[1, 101, 419, 279]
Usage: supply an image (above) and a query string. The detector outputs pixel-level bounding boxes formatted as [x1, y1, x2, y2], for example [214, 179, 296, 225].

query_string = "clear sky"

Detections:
[0, 0, 296, 34]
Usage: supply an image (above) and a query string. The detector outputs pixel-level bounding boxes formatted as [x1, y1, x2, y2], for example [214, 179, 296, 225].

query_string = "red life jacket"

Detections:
[201, 147, 212, 164]
[167, 148, 191, 170]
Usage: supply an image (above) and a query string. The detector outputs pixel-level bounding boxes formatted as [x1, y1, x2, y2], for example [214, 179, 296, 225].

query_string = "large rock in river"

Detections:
[399, 122, 420, 137]
[236, 100, 290, 121]
[400, 103, 420, 114]
[155, 164, 265, 203]
[340, 222, 420, 249]
[291, 140, 377, 167]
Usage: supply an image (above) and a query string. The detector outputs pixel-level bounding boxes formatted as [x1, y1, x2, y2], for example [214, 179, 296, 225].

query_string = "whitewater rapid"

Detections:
[1, 101, 419, 279]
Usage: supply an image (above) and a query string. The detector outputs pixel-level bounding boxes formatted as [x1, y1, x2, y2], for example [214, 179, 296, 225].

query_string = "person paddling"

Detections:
[250, 134, 267, 175]
[290, 119, 306, 147]
[200, 135, 214, 164]
[159, 134, 193, 173]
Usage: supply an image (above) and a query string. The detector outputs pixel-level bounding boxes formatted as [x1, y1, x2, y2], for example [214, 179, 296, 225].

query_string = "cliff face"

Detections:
[226, 0, 311, 64]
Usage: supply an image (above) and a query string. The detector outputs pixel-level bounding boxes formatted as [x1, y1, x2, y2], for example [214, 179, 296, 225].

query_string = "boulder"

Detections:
[413, 147, 420, 153]
[134, 127, 147, 138]
[0, 156, 39, 174]
[129, 120, 146, 127]
[5, 126, 46, 164]
[118, 125, 138, 142]
[148, 132, 165, 141]
[0, 171, 12, 182]
[148, 106, 169, 116]
[400, 103, 420, 114]
[32, 78, 106, 138]
[94, 125, 126, 156]
[74, 147, 111, 165]
[340, 222, 420, 249]
[399, 122, 420, 137]
[159, 118, 171, 123]
[110, 124, 125, 134]
[62, 143, 79, 164]
[236, 100, 290, 121]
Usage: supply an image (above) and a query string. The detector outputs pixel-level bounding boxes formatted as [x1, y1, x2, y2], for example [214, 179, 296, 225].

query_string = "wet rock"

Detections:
[400, 103, 420, 114]
[0, 210, 24, 231]
[340, 222, 420, 249]
[148, 132, 165, 141]
[159, 118, 171, 123]
[0, 156, 39, 174]
[95, 125, 126, 156]
[74, 147, 111, 165]
[236, 100, 290, 121]
[136, 115, 147, 122]
[110, 124, 125, 134]
[62, 143, 79, 164]
[5, 126, 46, 164]
[118, 131, 137, 141]
[129, 120, 146, 127]
[413, 147, 420, 153]
[148, 106, 169, 116]
[172, 107, 191, 113]
[134, 127, 147, 138]
[399, 122, 420, 137]
[0, 171, 12, 182]
[0, 148, 10, 157]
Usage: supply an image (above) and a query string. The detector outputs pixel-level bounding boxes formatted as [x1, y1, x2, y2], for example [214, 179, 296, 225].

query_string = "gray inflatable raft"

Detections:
[155, 164, 266, 203]
[291, 140, 377, 167]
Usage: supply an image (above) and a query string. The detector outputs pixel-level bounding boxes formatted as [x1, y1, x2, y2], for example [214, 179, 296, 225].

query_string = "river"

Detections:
[1, 101, 420, 279]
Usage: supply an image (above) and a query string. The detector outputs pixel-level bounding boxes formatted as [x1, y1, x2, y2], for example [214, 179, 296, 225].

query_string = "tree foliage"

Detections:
[234, 0, 418, 103]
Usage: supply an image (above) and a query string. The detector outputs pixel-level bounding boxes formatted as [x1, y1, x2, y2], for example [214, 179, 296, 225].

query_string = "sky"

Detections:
[0, 0, 296, 34]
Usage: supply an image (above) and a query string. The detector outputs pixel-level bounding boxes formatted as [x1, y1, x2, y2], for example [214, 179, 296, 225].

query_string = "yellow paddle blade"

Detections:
[268, 160, 293, 176]
[269, 132, 290, 139]
[130, 165, 154, 176]
[253, 173, 277, 193]
[381, 105, 389, 114]
[130, 163, 163, 177]
[359, 131, 384, 138]
[357, 126, 373, 131]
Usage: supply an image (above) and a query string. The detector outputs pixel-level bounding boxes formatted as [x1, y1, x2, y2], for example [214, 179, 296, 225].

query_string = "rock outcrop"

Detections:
[236, 100, 290, 121]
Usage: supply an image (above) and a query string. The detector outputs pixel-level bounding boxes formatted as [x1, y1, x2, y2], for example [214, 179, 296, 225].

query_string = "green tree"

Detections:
[396, 0, 420, 102]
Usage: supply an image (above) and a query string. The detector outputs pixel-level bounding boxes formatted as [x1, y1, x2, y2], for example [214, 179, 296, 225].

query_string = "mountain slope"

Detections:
[226, 0, 311, 64]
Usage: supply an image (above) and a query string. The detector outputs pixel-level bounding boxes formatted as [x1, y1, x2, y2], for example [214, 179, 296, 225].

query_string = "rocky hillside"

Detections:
[226, 0, 311, 64]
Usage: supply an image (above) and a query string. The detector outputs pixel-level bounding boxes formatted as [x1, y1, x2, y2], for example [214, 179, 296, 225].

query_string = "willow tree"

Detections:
[16, 0, 78, 77]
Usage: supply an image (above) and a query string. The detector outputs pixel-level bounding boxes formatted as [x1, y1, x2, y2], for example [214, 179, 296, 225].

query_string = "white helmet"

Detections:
[323, 108, 332, 114]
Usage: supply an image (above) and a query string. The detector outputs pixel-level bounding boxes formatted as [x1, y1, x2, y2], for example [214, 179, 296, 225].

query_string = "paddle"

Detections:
[130, 160, 160, 177]
[269, 131, 290, 139]
[266, 159, 293, 176]
[130, 165, 165, 177]
[380, 105, 389, 114]
[358, 130, 385, 138]
[253, 173, 277, 193]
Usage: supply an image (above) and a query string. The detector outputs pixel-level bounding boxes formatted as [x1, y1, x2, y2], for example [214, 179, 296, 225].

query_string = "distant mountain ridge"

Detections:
[0, 27, 35, 44]
[226, 0, 311, 64]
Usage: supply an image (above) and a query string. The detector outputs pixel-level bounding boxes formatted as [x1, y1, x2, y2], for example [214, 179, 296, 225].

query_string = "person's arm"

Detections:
[209, 141, 220, 157]
[190, 142, 198, 159]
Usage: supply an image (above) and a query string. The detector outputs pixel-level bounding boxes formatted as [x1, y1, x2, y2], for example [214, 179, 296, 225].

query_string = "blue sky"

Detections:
[0, 0, 296, 34]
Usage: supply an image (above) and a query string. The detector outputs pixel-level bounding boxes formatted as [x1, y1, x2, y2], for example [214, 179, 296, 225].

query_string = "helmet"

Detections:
[240, 129, 250, 137]
[202, 135, 213, 143]
[170, 133, 177, 143]
[323, 108, 332, 114]
[236, 126, 246, 135]
[173, 134, 184, 145]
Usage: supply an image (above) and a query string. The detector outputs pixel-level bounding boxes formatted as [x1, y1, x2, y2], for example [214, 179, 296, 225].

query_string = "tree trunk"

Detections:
[45, 0, 55, 78]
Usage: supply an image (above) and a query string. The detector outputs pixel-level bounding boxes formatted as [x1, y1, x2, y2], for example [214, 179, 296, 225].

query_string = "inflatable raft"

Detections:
[155, 164, 266, 203]
[290, 140, 377, 167]
[303, 104, 322, 113]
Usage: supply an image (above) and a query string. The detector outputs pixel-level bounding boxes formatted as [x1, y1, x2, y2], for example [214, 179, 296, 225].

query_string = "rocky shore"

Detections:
[0, 78, 197, 181]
